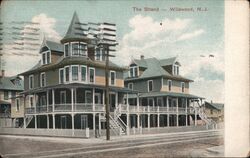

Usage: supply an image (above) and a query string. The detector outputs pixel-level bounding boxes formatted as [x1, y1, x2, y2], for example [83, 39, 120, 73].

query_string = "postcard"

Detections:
[0, 0, 248, 157]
